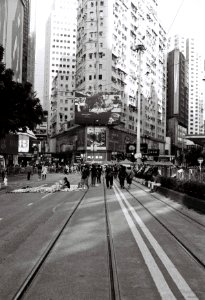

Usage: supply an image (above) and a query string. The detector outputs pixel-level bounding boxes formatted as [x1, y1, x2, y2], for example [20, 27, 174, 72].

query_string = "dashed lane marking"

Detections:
[27, 203, 33, 206]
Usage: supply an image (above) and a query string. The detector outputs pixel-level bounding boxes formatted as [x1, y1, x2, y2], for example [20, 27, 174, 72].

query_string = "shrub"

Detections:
[160, 177, 205, 201]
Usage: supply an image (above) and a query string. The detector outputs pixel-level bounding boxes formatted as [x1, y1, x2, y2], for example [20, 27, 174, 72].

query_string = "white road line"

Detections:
[27, 203, 33, 206]
[114, 183, 198, 300]
[113, 185, 176, 299]
[41, 193, 53, 199]
[0, 218, 3, 221]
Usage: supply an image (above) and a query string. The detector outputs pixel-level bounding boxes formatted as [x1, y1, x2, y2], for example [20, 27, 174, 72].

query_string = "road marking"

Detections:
[0, 218, 3, 221]
[113, 184, 176, 299]
[27, 203, 33, 206]
[114, 183, 198, 300]
[41, 193, 53, 199]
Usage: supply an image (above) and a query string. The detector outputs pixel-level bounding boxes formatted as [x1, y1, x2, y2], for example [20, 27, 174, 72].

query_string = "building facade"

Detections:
[44, 0, 78, 134]
[166, 49, 188, 155]
[168, 35, 205, 135]
[0, 0, 25, 82]
[75, 0, 167, 154]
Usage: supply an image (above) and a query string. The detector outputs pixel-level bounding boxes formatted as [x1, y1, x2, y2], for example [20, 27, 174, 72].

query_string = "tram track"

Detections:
[12, 189, 89, 300]
[132, 180, 205, 231]
[103, 178, 121, 300]
[12, 181, 122, 300]
[120, 180, 205, 270]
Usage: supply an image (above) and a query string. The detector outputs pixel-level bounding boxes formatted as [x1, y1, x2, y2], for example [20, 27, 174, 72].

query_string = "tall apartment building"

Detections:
[168, 35, 205, 135]
[44, 0, 78, 134]
[167, 49, 188, 155]
[76, 0, 167, 153]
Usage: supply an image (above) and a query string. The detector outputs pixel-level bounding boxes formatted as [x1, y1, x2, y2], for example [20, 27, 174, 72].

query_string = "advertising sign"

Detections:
[87, 127, 106, 150]
[75, 93, 122, 125]
[18, 134, 29, 153]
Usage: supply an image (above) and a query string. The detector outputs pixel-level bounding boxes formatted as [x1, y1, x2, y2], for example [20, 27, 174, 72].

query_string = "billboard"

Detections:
[18, 134, 29, 153]
[87, 127, 106, 150]
[75, 93, 122, 125]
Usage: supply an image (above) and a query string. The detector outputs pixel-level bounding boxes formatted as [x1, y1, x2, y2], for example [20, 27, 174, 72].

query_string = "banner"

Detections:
[75, 93, 122, 125]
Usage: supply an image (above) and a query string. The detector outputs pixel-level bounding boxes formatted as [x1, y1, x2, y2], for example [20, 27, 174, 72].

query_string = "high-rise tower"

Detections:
[168, 35, 205, 135]
[76, 0, 167, 153]
[44, 0, 78, 135]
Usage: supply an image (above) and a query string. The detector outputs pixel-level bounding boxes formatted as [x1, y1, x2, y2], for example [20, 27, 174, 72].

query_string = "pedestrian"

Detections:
[118, 165, 127, 188]
[105, 166, 114, 188]
[1, 168, 5, 182]
[126, 167, 134, 188]
[91, 164, 97, 186]
[37, 163, 42, 180]
[4, 175, 8, 186]
[96, 165, 102, 183]
[26, 163, 32, 180]
[41, 165, 48, 180]
[61, 177, 70, 189]
[81, 166, 89, 189]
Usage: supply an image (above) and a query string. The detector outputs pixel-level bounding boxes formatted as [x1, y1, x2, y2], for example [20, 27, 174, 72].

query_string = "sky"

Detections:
[35, 0, 205, 52]
[157, 0, 205, 53]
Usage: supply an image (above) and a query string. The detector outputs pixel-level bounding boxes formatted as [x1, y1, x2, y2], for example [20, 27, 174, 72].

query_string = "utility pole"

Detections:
[95, 0, 99, 94]
[134, 44, 145, 163]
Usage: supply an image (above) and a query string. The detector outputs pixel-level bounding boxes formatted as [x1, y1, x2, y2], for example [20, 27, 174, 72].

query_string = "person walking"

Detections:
[96, 165, 102, 183]
[81, 165, 89, 189]
[37, 163, 42, 180]
[118, 165, 127, 189]
[105, 166, 114, 189]
[126, 167, 134, 188]
[91, 164, 97, 186]
[26, 163, 32, 180]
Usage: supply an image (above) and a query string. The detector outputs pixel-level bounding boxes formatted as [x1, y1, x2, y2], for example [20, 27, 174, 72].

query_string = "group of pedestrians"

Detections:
[79, 163, 135, 190]
[26, 163, 48, 181]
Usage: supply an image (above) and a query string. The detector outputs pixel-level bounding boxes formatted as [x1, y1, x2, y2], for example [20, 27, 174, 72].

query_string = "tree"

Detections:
[0, 45, 44, 138]
[185, 146, 204, 166]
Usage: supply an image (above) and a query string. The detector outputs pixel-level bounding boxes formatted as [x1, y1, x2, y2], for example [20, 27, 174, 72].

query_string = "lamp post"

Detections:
[198, 157, 203, 181]
[133, 44, 146, 164]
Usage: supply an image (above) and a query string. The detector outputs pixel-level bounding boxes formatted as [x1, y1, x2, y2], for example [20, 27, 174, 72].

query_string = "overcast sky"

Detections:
[157, 0, 205, 52]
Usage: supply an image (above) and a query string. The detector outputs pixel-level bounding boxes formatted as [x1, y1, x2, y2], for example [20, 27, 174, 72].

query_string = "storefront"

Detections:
[54, 125, 137, 164]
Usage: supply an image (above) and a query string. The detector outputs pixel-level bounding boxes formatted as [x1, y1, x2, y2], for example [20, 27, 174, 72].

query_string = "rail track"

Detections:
[12, 181, 121, 300]
[119, 179, 205, 270]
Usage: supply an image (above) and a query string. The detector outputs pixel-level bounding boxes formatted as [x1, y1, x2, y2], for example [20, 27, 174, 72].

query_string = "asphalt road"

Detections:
[0, 173, 205, 299]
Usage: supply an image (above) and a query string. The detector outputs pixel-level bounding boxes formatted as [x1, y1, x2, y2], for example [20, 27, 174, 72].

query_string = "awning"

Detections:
[18, 129, 37, 139]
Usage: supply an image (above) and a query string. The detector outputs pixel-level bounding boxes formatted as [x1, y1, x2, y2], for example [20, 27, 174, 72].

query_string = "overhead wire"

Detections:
[167, 0, 185, 34]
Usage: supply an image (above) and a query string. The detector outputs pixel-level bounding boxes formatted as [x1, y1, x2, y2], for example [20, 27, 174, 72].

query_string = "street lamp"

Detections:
[198, 157, 203, 181]
[132, 44, 146, 164]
